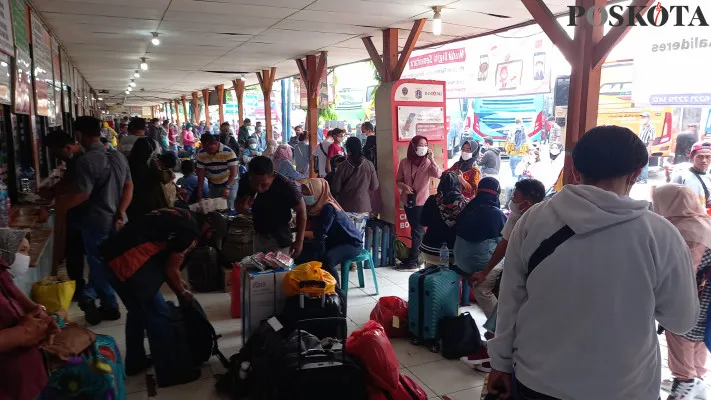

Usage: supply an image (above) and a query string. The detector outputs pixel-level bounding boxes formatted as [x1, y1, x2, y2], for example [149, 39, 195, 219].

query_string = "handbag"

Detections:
[31, 276, 76, 313]
[439, 312, 483, 359]
[43, 323, 97, 368]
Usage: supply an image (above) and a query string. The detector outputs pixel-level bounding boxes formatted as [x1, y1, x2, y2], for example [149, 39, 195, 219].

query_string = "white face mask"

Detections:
[9, 253, 30, 278]
[461, 151, 473, 161]
[509, 201, 527, 215]
[247, 126, 255, 134]
[415, 146, 428, 157]
[249, 144, 257, 149]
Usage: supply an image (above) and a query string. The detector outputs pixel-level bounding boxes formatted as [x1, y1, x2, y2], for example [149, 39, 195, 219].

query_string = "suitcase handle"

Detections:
[296, 317, 348, 365]
[298, 280, 326, 289]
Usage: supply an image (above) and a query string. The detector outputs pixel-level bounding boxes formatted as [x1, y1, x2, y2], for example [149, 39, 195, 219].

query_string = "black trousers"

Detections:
[404, 206, 424, 264]
[65, 223, 86, 296]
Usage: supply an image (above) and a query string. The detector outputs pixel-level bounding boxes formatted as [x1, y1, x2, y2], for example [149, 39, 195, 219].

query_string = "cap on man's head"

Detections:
[691, 141, 711, 156]
[640, 112, 651, 118]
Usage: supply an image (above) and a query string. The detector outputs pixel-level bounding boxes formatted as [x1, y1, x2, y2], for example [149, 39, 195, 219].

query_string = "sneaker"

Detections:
[467, 347, 490, 363]
[668, 378, 700, 400]
[474, 362, 492, 373]
[79, 299, 102, 326]
[98, 306, 121, 321]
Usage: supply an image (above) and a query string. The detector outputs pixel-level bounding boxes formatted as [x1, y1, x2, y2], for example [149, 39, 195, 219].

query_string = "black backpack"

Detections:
[179, 299, 229, 368]
[185, 246, 224, 292]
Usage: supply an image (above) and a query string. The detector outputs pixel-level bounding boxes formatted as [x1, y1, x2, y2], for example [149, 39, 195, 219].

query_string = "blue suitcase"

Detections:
[408, 266, 459, 352]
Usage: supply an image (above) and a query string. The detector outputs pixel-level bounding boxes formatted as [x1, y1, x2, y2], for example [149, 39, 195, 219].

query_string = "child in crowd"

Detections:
[176, 159, 209, 205]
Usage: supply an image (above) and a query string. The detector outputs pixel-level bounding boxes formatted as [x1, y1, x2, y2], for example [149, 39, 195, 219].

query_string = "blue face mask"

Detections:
[303, 195, 317, 206]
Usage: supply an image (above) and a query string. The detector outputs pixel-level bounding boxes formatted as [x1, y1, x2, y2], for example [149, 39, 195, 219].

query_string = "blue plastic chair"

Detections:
[341, 249, 379, 296]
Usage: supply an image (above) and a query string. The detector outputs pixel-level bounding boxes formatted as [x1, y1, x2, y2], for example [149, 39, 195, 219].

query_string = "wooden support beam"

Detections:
[255, 71, 265, 92]
[181, 96, 189, 125]
[521, 0, 574, 62]
[306, 54, 318, 177]
[174, 99, 181, 125]
[592, 0, 655, 68]
[257, 68, 277, 141]
[393, 19, 426, 81]
[312, 52, 326, 94]
[295, 59, 308, 83]
[202, 88, 211, 126]
[362, 37, 387, 81]
[191, 92, 199, 124]
[232, 79, 245, 127]
[382, 28, 399, 82]
[215, 84, 225, 125]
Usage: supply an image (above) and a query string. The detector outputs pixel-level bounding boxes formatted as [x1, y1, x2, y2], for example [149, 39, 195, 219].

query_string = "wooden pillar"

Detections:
[363, 19, 425, 83]
[191, 92, 199, 123]
[202, 88, 211, 126]
[181, 96, 188, 124]
[174, 99, 181, 125]
[521, 0, 654, 184]
[256, 67, 277, 141]
[215, 84, 225, 125]
[296, 51, 327, 177]
[232, 79, 245, 127]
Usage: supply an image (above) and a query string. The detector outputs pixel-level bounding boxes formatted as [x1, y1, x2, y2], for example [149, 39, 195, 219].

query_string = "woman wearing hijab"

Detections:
[333, 136, 379, 213]
[298, 178, 363, 287]
[446, 140, 482, 199]
[652, 184, 711, 400]
[419, 172, 468, 267]
[126, 137, 173, 221]
[242, 137, 263, 164]
[454, 177, 507, 309]
[395, 135, 442, 270]
[263, 139, 278, 159]
[273, 144, 306, 184]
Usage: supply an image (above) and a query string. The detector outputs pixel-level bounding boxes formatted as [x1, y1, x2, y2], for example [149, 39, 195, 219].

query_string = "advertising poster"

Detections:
[51, 38, 61, 126]
[11, 0, 27, 52]
[0, 53, 11, 104]
[13, 47, 30, 114]
[0, 0, 13, 56]
[299, 54, 328, 109]
[397, 106, 445, 141]
[30, 12, 51, 117]
[401, 31, 552, 99]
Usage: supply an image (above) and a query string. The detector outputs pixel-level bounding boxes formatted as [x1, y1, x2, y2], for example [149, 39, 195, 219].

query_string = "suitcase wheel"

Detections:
[430, 343, 441, 353]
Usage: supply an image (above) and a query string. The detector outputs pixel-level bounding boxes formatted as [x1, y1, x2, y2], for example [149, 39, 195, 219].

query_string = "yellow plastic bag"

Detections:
[283, 262, 337, 297]
[31, 276, 76, 313]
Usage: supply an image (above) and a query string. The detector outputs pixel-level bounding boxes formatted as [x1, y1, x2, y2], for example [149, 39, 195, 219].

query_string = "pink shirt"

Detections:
[396, 158, 442, 206]
[182, 129, 196, 146]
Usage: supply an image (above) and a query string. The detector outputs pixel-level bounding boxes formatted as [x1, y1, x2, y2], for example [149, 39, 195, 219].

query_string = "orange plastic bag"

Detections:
[283, 261, 337, 297]
[346, 320, 400, 392]
[370, 296, 409, 338]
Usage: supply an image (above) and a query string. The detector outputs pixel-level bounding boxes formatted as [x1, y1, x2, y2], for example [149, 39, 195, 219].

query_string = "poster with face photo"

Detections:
[495, 60, 523, 91]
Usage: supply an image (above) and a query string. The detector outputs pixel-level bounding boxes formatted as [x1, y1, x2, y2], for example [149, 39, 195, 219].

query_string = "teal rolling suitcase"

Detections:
[407, 265, 459, 352]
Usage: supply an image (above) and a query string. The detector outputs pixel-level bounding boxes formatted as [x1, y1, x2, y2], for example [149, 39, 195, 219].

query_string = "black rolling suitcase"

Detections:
[281, 280, 346, 339]
[278, 318, 368, 400]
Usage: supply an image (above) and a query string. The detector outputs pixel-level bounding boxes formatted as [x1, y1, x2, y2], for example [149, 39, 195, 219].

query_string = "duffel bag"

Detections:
[439, 312, 483, 360]
[281, 281, 346, 339]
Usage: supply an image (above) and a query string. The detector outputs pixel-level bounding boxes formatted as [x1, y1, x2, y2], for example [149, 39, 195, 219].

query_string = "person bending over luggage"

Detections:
[453, 177, 506, 311]
[419, 172, 469, 266]
[237, 156, 306, 257]
[296, 178, 363, 288]
[126, 137, 173, 221]
[100, 209, 228, 388]
[176, 159, 209, 205]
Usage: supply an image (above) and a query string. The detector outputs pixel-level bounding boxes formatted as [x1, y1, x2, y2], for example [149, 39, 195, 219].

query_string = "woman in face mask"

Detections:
[445, 140, 482, 199]
[396, 135, 443, 270]
[242, 137, 263, 164]
[273, 144, 306, 185]
[297, 178, 363, 288]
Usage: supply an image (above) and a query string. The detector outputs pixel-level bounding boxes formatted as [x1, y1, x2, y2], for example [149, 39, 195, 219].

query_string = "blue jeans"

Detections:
[82, 223, 118, 309]
[208, 182, 238, 210]
[509, 156, 523, 178]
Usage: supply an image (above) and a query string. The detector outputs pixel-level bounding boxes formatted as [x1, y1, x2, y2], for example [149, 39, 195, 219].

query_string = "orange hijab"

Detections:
[303, 178, 343, 216]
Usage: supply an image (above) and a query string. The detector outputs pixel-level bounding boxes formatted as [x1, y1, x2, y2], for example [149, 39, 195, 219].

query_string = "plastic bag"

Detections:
[283, 262, 336, 297]
[370, 296, 409, 338]
[366, 374, 427, 400]
[31, 276, 76, 313]
[345, 320, 399, 392]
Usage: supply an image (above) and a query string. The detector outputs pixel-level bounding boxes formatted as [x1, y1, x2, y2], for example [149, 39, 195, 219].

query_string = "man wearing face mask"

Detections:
[254, 121, 267, 150]
[294, 132, 310, 176]
[479, 138, 501, 177]
[238, 118, 251, 145]
[486, 126, 698, 400]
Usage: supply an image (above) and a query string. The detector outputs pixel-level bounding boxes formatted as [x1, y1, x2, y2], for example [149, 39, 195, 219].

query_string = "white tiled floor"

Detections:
[66, 266, 711, 400]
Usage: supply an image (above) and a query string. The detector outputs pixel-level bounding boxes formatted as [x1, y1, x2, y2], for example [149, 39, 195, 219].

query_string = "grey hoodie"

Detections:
[489, 184, 698, 400]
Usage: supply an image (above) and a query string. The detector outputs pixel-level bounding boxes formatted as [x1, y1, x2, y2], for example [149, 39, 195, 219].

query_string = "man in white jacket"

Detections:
[487, 125, 699, 400]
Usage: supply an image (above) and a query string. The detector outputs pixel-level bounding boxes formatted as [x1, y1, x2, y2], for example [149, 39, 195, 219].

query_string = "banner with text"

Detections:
[30, 12, 51, 117]
[402, 31, 552, 99]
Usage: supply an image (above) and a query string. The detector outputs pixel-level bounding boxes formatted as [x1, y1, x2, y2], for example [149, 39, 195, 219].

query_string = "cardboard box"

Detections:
[241, 266, 293, 343]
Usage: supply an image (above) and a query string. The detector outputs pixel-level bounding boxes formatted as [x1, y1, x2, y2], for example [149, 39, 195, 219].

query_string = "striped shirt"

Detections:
[639, 124, 656, 145]
[196, 143, 238, 184]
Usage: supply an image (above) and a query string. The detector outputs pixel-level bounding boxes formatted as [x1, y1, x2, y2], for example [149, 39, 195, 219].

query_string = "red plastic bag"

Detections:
[346, 320, 400, 392]
[370, 296, 409, 338]
[366, 374, 428, 400]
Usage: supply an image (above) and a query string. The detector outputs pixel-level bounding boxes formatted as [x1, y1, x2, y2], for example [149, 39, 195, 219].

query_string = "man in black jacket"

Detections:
[479, 138, 501, 176]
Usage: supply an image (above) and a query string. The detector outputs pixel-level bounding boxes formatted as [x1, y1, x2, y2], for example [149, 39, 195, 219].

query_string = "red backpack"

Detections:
[367, 374, 427, 400]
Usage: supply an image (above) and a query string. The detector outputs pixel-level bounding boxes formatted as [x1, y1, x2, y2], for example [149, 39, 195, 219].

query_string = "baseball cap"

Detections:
[640, 112, 651, 118]
[691, 141, 711, 156]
